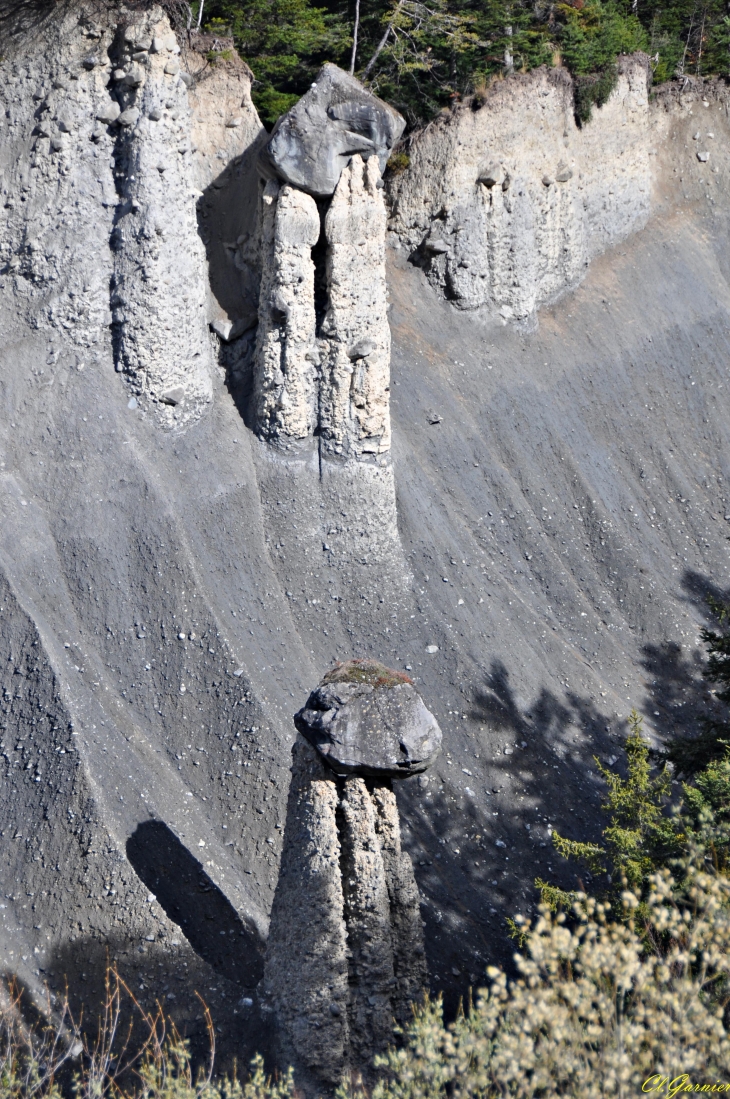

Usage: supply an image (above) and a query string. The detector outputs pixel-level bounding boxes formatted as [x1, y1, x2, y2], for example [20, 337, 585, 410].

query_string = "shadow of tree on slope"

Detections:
[639, 568, 730, 746]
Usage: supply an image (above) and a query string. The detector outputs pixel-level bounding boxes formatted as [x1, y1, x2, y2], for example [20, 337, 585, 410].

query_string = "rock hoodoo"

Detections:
[262, 662, 440, 1094]
[253, 152, 392, 457]
[253, 67, 401, 458]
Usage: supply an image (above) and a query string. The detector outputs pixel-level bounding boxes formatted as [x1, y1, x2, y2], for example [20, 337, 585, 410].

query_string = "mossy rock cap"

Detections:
[295, 658, 442, 778]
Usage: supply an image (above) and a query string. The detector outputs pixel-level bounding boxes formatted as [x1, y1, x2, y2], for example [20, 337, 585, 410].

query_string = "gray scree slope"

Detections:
[1, 0, 729, 1072]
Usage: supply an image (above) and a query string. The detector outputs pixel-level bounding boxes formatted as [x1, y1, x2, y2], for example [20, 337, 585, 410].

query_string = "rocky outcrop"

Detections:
[320, 154, 391, 457]
[388, 57, 651, 320]
[254, 154, 392, 457]
[254, 181, 321, 441]
[295, 659, 442, 776]
[263, 666, 436, 1094]
[0, 1, 263, 431]
[258, 64, 405, 197]
[109, 14, 215, 424]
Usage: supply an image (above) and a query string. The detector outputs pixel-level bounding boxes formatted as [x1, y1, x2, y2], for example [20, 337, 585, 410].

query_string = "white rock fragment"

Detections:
[122, 63, 145, 87]
[95, 102, 120, 124]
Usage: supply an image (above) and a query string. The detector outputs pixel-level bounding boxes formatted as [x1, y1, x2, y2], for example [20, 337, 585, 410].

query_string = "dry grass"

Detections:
[322, 659, 413, 690]
[0, 968, 292, 1099]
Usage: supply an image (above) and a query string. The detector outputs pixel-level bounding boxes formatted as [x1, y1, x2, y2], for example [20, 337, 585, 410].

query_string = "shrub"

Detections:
[370, 855, 730, 1098]
[666, 597, 730, 777]
[573, 64, 619, 125]
[537, 710, 730, 919]
[322, 659, 412, 689]
[536, 711, 681, 921]
[385, 151, 410, 173]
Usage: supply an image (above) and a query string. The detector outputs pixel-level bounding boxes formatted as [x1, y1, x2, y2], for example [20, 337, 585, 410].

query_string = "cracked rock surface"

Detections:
[387, 57, 651, 320]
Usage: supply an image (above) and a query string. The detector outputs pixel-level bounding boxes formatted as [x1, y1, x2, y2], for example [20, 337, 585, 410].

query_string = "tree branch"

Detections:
[363, 0, 404, 78]
[349, 0, 361, 74]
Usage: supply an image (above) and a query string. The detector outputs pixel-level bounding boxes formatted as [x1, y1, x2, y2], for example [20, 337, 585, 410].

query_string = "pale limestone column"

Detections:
[262, 738, 350, 1090]
[371, 784, 428, 1027]
[320, 154, 390, 458]
[253, 182, 320, 443]
[263, 737, 428, 1095]
[339, 777, 397, 1071]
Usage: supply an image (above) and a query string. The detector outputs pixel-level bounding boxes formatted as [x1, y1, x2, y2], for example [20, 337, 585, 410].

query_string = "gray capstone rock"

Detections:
[294, 659, 442, 777]
[257, 63, 405, 198]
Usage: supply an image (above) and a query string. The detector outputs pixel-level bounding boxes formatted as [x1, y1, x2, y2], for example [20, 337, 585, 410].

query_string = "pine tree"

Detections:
[536, 711, 680, 922]
[203, 0, 350, 124]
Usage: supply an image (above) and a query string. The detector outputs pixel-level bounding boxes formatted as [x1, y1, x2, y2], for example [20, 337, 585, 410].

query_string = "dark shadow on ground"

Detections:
[126, 820, 264, 989]
[397, 658, 625, 1020]
[410, 569, 730, 1019]
[639, 569, 730, 746]
[45, 930, 271, 1080]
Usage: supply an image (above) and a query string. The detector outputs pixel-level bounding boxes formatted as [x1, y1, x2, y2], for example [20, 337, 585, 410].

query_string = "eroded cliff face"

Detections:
[0, 3, 263, 429]
[387, 57, 651, 320]
[3, 4, 730, 1085]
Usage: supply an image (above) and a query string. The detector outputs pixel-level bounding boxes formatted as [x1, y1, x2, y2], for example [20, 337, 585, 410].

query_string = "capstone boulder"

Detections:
[294, 659, 442, 777]
[257, 63, 405, 197]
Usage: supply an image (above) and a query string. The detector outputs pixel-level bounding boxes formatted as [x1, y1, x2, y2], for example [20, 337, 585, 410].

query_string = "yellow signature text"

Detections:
[644, 1076, 730, 1097]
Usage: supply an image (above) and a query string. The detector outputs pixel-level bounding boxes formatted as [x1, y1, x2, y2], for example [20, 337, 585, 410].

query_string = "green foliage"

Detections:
[386, 151, 410, 173]
[539, 711, 680, 921]
[681, 752, 730, 870]
[202, 0, 350, 125]
[361, 0, 482, 124]
[539, 704, 730, 926]
[199, 0, 730, 129]
[573, 64, 618, 124]
[558, 2, 646, 76]
[666, 597, 730, 776]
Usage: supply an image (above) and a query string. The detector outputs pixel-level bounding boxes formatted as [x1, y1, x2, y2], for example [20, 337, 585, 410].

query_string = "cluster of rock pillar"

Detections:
[262, 737, 427, 1092]
[253, 154, 391, 459]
